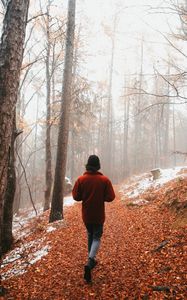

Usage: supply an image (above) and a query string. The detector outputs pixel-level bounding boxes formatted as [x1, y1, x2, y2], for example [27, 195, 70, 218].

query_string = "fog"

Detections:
[1, 0, 187, 209]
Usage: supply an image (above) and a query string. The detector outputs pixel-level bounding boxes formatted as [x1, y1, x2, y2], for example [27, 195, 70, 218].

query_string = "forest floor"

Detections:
[1, 169, 187, 299]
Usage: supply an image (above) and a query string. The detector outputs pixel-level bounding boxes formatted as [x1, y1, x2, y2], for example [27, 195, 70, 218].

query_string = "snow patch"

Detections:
[13, 205, 43, 229]
[64, 196, 75, 206]
[1, 238, 50, 280]
[12, 196, 75, 239]
[120, 166, 187, 200]
[46, 225, 56, 233]
[29, 246, 49, 264]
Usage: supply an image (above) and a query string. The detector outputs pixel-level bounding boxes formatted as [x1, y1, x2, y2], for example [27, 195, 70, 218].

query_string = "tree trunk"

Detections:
[13, 91, 23, 214]
[123, 89, 130, 179]
[2, 115, 17, 254]
[32, 94, 39, 202]
[70, 129, 75, 181]
[172, 102, 176, 166]
[105, 17, 116, 178]
[0, 0, 29, 260]
[163, 62, 171, 167]
[134, 37, 144, 173]
[44, 3, 53, 211]
[49, 0, 76, 222]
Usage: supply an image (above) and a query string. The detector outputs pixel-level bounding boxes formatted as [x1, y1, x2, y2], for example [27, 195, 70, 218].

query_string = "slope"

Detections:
[1, 170, 187, 299]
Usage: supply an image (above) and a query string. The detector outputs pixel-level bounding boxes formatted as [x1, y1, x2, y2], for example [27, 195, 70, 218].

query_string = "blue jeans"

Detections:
[85, 224, 103, 259]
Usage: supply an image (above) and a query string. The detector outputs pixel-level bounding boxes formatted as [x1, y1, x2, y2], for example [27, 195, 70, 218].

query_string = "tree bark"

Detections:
[49, 0, 76, 222]
[134, 37, 144, 173]
[44, 2, 52, 211]
[14, 91, 23, 214]
[2, 115, 17, 254]
[0, 0, 29, 257]
[105, 16, 116, 179]
[123, 88, 130, 178]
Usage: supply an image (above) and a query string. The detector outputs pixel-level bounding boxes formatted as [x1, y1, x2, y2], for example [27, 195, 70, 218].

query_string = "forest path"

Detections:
[3, 188, 186, 299]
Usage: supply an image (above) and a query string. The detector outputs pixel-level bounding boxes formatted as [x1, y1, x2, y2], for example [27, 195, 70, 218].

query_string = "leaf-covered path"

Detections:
[2, 189, 187, 299]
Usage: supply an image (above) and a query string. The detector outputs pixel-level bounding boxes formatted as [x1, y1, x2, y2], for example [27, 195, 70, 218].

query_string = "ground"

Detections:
[1, 172, 187, 299]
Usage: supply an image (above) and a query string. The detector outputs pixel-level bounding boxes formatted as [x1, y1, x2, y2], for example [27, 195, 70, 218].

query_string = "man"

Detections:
[72, 155, 115, 283]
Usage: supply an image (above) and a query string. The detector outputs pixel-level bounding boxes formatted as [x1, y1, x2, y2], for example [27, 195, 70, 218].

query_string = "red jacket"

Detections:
[72, 171, 115, 224]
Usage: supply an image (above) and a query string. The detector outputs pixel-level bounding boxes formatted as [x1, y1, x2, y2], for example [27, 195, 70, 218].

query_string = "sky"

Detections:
[72, 0, 181, 115]
[75, 1, 178, 76]
[30, 0, 185, 122]
[0, 0, 183, 122]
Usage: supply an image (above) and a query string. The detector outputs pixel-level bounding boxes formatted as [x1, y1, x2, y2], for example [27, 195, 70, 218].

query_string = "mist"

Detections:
[1, 0, 187, 209]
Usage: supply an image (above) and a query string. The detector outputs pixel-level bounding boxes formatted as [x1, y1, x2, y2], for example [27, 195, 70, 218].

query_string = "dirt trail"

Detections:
[2, 189, 187, 299]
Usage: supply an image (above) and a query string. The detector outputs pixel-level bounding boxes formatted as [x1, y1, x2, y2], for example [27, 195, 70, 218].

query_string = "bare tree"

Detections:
[49, 0, 76, 222]
[102, 16, 117, 178]
[44, 1, 53, 211]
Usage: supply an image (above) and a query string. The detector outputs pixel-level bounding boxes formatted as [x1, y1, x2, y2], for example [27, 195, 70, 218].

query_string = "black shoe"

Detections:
[89, 258, 97, 269]
[84, 265, 91, 283]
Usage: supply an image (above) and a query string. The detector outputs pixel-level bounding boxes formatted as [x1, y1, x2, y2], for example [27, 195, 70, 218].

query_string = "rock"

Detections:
[151, 168, 161, 180]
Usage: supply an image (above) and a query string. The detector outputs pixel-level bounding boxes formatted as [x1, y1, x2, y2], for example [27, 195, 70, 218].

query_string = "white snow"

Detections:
[46, 225, 56, 233]
[29, 246, 49, 264]
[1, 238, 46, 266]
[1, 238, 50, 280]
[12, 196, 75, 237]
[64, 196, 75, 206]
[1, 194, 75, 280]
[120, 166, 187, 200]
[1, 266, 27, 279]
[13, 205, 43, 238]
[14, 204, 43, 224]
[1, 197, 76, 280]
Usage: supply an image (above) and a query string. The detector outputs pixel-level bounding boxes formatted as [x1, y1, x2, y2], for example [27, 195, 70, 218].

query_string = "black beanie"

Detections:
[86, 155, 101, 172]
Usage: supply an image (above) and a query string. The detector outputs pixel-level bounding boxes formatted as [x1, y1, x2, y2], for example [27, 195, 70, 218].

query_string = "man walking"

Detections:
[72, 155, 115, 283]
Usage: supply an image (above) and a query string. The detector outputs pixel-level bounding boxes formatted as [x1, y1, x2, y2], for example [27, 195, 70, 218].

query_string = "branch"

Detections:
[15, 149, 37, 216]
[24, 22, 36, 51]
[22, 80, 45, 114]
[163, 33, 187, 59]
[152, 240, 169, 252]
[0, 0, 6, 8]
[27, 13, 47, 24]
[19, 65, 45, 96]
[139, 18, 187, 59]
[173, 150, 187, 156]
[125, 86, 187, 101]
[132, 101, 177, 117]
[114, 99, 187, 127]
[21, 57, 44, 71]
[154, 68, 179, 94]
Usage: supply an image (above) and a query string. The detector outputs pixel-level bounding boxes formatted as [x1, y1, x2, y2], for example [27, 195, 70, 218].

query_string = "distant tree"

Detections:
[42, 1, 66, 211]
[43, 1, 53, 211]
[102, 16, 118, 178]
[49, 0, 76, 222]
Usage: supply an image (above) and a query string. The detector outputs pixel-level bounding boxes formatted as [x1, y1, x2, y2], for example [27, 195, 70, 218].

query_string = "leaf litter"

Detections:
[0, 169, 187, 299]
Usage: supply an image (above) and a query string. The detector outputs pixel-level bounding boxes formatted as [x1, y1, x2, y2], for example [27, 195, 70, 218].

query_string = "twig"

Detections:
[149, 286, 170, 292]
[152, 240, 169, 252]
[15, 149, 37, 216]
[27, 13, 47, 23]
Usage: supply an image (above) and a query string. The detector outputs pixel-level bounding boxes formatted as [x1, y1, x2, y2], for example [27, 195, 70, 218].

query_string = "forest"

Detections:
[0, 0, 187, 299]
